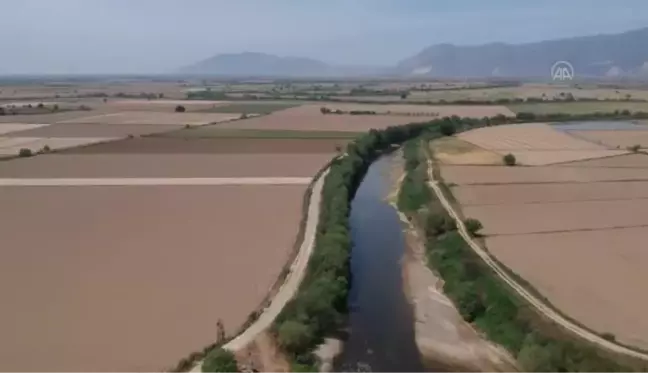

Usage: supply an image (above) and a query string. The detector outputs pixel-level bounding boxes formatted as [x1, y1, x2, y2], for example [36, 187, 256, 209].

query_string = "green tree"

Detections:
[503, 153, 517, 166]
[439, 121, 456, 136]
[202, 348, 239, 372]
[175, 105, 186, 112]
[276, 320, 314, 353]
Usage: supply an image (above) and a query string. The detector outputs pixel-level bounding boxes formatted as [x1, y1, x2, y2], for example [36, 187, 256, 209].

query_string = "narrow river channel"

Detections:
[335, 156, 425, 372]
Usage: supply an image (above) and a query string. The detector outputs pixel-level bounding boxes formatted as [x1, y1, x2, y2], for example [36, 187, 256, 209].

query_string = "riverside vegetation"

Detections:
[397, 127, 648, 372]
[189, 113, 648, 372]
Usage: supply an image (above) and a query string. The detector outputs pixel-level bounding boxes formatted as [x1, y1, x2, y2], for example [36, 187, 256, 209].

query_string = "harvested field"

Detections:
[6, 123, 184, 138]
[0, 123, 50, 135]
[0, 110, 106, 124]
[440, 164, 648, 185]
[0, 184, 306, 371]
[4, 123, 183, 138]
[200, 102, 302, 114]
[463, 199, 648, 235]
[0, 137, 114, 155]
[568, 130, 648, 149]
[453, 181, 648, 206]
[507, 101, 648, 114]
[105, 99, 230, 111]
[458, 123, 605, 151]
[59, 137, 346, 154]
[57, 112, 240, 125]
[556, 153, 648, 168]
[214, 105, 420, 132]
[158, 127, 362, 139]
[486, 228, 648, 349]
[318, 103, 514, 117]
[503, 150, 628, 166]
[430, 136, 502, 165]
[0, 154, 332, 178]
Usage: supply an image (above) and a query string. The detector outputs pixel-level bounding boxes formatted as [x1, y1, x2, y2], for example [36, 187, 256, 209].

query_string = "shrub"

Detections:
[319, 107, 331, 114]
[628, 144, 641, 152]
[175, 105, 186, 112]
[464, 218, 483, 236]
[0, 107, 4, 116]
[503, 153, 516, 166]
[201, 348, 238, 372]
[601, 332, 616, 341]
[127, 134, 134, 139]
[41, 145, 51, 153]
[18, 148, 33, 157]
[239, 113, 248, 119]
[37, 103, 44, 108]
[276, 320, 315, 354]
[439, 121, 456, 136]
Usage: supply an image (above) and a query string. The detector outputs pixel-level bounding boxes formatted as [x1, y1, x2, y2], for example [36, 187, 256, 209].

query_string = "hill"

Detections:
[179, 52, 334, 77]
[397, 27, 648, 78]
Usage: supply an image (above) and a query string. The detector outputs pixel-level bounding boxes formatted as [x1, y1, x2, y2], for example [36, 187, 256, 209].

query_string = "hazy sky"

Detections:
[3, 0, 648, 74]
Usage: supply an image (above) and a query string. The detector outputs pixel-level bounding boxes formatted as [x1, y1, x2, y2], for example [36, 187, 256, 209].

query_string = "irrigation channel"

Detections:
[335, 156, 425, 372]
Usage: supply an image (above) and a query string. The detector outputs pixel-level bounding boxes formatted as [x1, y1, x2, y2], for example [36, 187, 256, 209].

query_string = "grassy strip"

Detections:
[401, 138, 648, 371]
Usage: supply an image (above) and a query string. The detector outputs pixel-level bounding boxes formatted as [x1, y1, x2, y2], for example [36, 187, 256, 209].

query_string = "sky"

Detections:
[3, 0, 648, 74]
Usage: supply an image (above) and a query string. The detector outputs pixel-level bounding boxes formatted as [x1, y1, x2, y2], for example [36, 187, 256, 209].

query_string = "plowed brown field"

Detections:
[58, 137, 346, 154]
[0, 153, 332, 178]
[440, 164, 648, 184]
[454, 181, 648, 205]
[58, 112, 239, 125]
[463, 199, 648, 235]
[4, 123, 184, 138]
[486, 228, 648, 349]
[569, 130, 648, 149]
[215, 105, 420, 132]
[0, 185, 305, 371]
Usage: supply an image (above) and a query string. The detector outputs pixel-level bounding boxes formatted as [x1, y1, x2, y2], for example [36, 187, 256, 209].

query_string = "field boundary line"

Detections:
[188, 168, 329, 372]
[427, 160, 648, 362]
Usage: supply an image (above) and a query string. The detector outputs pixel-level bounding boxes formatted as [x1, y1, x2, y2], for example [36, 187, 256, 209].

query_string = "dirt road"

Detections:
[427, 162, 648, 362]
[190, 169, 328, 372]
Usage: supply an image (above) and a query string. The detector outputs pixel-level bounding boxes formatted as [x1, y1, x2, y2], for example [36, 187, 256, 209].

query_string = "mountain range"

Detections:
[180, 27, 648, 78]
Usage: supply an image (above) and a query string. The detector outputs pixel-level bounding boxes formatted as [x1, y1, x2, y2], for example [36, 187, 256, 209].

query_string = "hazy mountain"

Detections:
[397, 27, 648, 78]
[179, 52, 336, 77]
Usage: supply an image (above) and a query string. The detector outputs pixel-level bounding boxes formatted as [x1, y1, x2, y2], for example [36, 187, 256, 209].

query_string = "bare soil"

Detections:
[215, 105, 422, 132]
[0, 123, 50, 135]
[429, 137, 503, 165]
[59, 137, 346, 154]
[57, 111, 240, 125]
[464, 198, 648, 235]
[458, 123, 605, 151]
[0, 184, 306, 371]
[454, 181, 648, 206]
[318, 103, 514, 117]
[569, 130, 648, 149]
[0, 154, 332, 178]
[0, 137, 114, 155]
[440, 164, 648, 185]
[486, 227, 648, 349]
[4, 123, 184, 138]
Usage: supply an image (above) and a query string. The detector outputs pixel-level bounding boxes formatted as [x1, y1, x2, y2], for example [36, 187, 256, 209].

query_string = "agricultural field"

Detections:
[0, 183, 307, 371]
[198, 102, 302, 114]
[436, 121, 648, 349]
[0, 90, 339, 370]
[455, 123, 627, 165]
[507, 101, 648, 115]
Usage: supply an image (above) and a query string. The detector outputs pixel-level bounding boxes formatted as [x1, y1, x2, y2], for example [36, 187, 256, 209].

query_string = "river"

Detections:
[335, 156, 425, 372]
